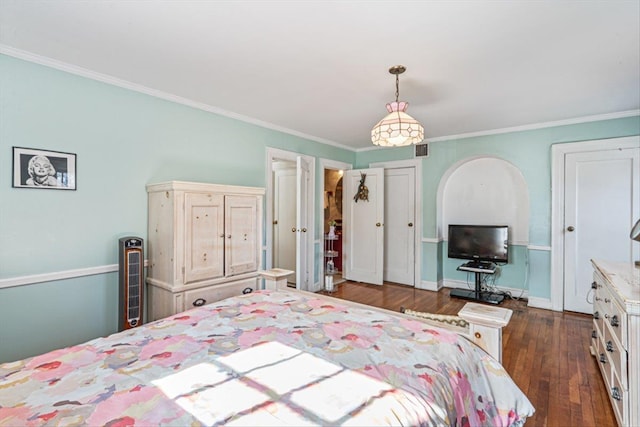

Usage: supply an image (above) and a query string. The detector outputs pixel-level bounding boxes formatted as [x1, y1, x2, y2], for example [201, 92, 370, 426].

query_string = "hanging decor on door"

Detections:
[353, 172, 369, 202]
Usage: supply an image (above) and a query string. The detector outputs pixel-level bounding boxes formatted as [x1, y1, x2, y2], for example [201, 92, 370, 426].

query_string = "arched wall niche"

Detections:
[436, 156, 530, 245]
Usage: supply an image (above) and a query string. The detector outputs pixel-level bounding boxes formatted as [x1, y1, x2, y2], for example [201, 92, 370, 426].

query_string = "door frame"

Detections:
[265, 147, 315, 290]
[318, 159, 352, 284]
[550, 136, 640, 311]
[370, 159, 422, 287]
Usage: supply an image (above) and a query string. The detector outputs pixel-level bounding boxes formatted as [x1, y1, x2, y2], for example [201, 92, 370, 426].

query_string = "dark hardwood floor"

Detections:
[320, 280, 617, 427]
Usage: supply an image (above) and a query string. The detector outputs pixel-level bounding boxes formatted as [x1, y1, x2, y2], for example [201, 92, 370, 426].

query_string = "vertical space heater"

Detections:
[118, 237, 144, 331]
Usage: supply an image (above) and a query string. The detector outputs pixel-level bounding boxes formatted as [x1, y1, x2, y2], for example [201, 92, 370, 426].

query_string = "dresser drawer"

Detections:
[591, 260, 639, 427]
[184, 277, 259, 309]
[604, 296, 626, 351]
[593, 297, 607, 334]
[602, 320, 628, 389]
[609, 367, 626, 427]
[594, 272, 627, 350]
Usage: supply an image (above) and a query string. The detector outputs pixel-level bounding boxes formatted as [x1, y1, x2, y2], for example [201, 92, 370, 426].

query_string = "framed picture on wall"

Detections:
[12, 147, 77, 190]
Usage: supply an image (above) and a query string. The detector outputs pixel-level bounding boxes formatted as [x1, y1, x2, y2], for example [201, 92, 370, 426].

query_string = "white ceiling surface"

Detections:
[1, 1, 639, 150]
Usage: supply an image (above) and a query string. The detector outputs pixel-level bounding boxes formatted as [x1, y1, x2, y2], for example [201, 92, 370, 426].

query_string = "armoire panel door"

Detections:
[225, 195, 259, 276]
[184, 193, 225, 283]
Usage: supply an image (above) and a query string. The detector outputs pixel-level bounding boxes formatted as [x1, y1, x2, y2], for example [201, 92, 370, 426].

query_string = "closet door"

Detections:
[273, 168, 297, 281]
[225, 195, 259, 276]
[384, 167, 415, 285]
[296, 156, 311, 289]
[184, 192, 225, 283]
[343, 168, 384, 285]
[563, 147, 639, 313]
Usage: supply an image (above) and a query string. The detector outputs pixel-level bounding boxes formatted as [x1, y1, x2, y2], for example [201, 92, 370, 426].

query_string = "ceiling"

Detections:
[1, 1, 639, 151]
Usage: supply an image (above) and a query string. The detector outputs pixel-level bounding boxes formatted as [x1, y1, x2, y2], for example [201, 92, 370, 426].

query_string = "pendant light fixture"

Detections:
[371, 65, 424, 147]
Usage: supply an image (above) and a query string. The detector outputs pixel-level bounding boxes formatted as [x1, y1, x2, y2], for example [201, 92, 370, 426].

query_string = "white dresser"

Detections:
[146, 181, 264, 321]
[590, 260, 640, 426]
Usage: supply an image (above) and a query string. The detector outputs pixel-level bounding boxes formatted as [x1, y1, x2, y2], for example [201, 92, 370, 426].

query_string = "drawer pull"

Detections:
[610, 315, 619, 327]
[599, 353, 607, 364]
[242, 287, 253, 295]
[595, 296, 602, 301]
[604, 298, 611, 303]
[591, 330, 597, 339]
[591, 281, 598, 289]
[193, 298, 206, 307]
[611, 387, 622, 401]
[606, 341, 614, 352]
[593, 311, 600, 320]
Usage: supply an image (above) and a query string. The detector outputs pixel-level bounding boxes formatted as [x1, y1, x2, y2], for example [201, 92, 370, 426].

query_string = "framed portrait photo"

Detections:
[12, 147, 77, 190]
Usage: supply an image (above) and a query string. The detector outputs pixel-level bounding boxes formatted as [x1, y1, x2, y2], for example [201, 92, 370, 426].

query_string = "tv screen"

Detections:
[447, 225, 509, 263]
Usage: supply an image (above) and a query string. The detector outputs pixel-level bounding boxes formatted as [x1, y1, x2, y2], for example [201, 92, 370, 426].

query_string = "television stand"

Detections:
[451, 262, 504, 305]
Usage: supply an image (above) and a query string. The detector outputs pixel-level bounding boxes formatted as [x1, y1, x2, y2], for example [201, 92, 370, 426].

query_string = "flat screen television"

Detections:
[447, 224, 509, 263]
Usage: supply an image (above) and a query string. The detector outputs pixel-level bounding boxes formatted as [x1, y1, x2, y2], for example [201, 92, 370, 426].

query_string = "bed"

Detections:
[0, 289, 535, 426]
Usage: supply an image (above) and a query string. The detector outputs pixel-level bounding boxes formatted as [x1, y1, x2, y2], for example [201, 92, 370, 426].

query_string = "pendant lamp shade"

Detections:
[371, 101, 424, 147]
[371, 65, 424, 147]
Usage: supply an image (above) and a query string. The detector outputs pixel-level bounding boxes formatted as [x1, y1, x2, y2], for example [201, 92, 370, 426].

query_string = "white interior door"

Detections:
[563, 147, 639, 313]
[296, 156, 311, 290]
[273, 167, 296, 284]
[267, 149, 315, 291]
[343, 168, 384, 285]
[384, 167, 415, 285]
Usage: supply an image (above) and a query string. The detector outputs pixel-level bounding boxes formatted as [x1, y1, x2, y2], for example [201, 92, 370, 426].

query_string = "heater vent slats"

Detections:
[119, 237, 144, 331]
[127, 251, 141, 322]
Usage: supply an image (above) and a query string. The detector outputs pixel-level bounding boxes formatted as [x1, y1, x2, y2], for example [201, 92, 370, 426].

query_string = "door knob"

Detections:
[273, 220, 278, 225]
[376, 222, 381, 227]
[301, 228, 307, 232]
[291, 227, 296, 232]
[408, 222, 413, 227]
[567, 226, 575, 232]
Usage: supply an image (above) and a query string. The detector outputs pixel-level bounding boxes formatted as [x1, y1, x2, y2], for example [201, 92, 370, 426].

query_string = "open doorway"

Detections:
[320, 159, 351, 291]
[324, 168, 345, 287]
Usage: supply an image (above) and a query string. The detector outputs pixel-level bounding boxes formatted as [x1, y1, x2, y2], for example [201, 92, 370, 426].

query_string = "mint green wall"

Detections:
[0, 54, 354, 363]
[0, 274, 118, 362]
[357, 115, 640, 300]
[1, 53, 638, 363]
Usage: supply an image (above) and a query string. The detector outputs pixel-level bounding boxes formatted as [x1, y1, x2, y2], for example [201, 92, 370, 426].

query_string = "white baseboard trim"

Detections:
[527, 296, 554, 310]
[417, 280, 442, 291]
[0, 261, 149, 290]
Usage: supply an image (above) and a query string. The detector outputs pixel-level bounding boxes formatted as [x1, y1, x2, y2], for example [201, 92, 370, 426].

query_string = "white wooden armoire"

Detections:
[146, 181, 264, 321]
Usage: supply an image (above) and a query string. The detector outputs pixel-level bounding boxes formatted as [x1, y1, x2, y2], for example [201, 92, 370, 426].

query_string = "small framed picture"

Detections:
[12, 147, 77, 190]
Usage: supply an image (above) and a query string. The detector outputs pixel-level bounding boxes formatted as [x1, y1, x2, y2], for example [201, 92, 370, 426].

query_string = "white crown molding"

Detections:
[426, 110, 640, 143]
[3, 45, 637, 154]
[357, 109, 639, 152]
[0, 45, 354, 152]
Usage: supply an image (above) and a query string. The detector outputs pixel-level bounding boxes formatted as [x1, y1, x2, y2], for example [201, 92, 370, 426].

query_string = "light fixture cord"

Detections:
[395, 74, 400, 103]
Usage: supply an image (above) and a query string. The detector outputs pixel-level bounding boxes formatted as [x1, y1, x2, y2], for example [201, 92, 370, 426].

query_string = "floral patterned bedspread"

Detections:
[0, 290, 534, 426]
